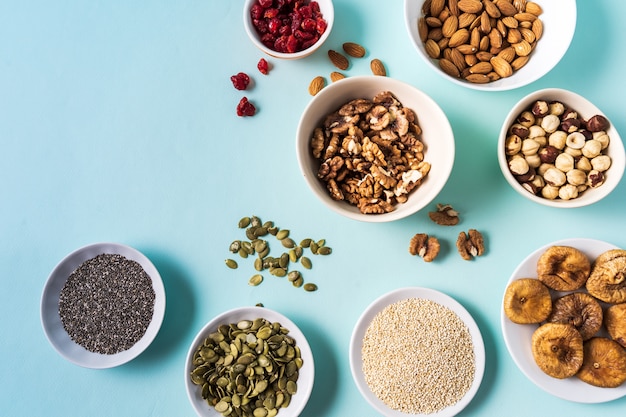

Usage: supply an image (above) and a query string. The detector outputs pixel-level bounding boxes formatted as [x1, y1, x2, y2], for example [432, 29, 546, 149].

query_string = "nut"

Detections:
[586, 114, 610, 132]
[409, 233, 441, 262]
[330, 71, 346, 82]
[308, 76, 325, 96]
[328, 49, 349, 70]
[370, 58, 387, 76]
[456, 229, 485, 261]
[342, 42, 366, 58]
[428, 203, 460, 226]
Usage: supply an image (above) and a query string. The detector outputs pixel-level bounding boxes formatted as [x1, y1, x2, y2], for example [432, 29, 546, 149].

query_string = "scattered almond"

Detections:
[370, 58, 387, 76]
[308, 76, 325, 96]
[342, 42, 366, 58]
[457, 0, 483, 14]
[328, 49, 349, 70]
[330, 71, 346, 82]
[490, 56, 513, 78]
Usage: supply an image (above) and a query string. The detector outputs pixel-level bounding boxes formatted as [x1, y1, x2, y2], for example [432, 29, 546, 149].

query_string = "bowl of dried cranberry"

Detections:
[244, 0, 334, 59]
[296, 76, 455, 222]
[498, 88, 625, 208]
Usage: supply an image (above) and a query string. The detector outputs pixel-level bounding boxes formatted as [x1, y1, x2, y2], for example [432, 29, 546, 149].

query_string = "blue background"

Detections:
[1, 0, 625, 415]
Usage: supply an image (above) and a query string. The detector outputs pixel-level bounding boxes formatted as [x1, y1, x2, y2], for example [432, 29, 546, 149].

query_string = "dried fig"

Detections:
[547, 292, 602, 340]
[586, 249, 626, 303]
[577, 337, 626, 388]
[604, 303, 626, 349]
[531, 323, 583, 379]
[503, 278, 552, 324]
[537, 246, 591, 291]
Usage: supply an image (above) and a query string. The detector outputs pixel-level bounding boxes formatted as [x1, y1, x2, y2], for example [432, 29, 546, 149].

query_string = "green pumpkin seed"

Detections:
[225, 259, 238, 269]
[317, 246, 332, 255]
[250, 216, 262, 227]
[292, 276, 304, 288]
[238, 217, 251, 228]
[287, 270, 301, 282]
[300, 238, 312, 248]
[309, 241, 319, 254]
[303, 283, 318, 292]
[254, 258, 263, 271]
[288, 249, 297, 262]
[238, 248, 249, 259]
[262, 221, 274, 229]
[229, 240, 242, 253]
[249, 274, 263, 286]
[276, 229, 290, 240]
[300, 256, 312, 269]
[279, 253, 289, 268]
[281, 237, 296, 249]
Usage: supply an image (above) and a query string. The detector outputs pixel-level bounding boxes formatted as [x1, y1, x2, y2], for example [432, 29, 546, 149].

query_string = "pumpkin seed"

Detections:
[287, 270, 301, 282]
[238, 217, 251, 228]
[279, 253, 289, 268]
[292, 276, 304, 288]
[250, 216, 262, 227]
[229, 240, 241, 253]
[281, 237, 296, 249]
[303, 283, 318, 292]
[254, 258, 263, 271]
[225, 259, 238, 269]
[269, 266, 287, 277]
[288, 249, 298, 262]
[300, 238, 312, 248]
[276, 229, 290, 240]
[249, 274, 263, 286]
[309, 241, 319, 254]
[317, 246, 332, 255]
[300, 256, 312, 269]
[238, 248, 249, 259]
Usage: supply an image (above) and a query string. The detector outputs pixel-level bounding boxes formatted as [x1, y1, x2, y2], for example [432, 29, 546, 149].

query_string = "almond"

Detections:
[483, 0, 501, 18]
[490, 55, 513, 78]
[458, 12, 477, 28]
[496, 1, 518, 17]
[439, 58, 460, 78]
[514, 12, 537, 22]
[328, 50, 349, 70]
[329, 71, 346, 82]
[511, 55, 530, 71]
[456, 43, 478, 54]
[342, 42, 366, 58]
[308, 76, 325, 96]
[497, 46, 516, 63]
[425, 39, 441, 59]
[448, 28, 470, 47]
[442, 15, 459, 38]
[458, 0, 483, 14]
[469, 61, 493, 74]
[430, 0, 446, 17]
[525, 1, 543, 16]
[465, 73, 491, 84]
[418, 17, 429, 42]
[370, 58, 387, 76]
[531, 19, 543, 40]
[513, 39, 533, 57]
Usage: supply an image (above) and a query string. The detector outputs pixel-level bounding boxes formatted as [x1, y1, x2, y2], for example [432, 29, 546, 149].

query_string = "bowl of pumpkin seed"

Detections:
[185, 306, 315, 417]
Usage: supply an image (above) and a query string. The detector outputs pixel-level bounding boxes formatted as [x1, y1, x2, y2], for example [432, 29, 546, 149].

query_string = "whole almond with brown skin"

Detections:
[483, 0, 501, 18]
[330, 71, 346, 82]
[490, 55, 513, 78]
[425, 39, 441, 58]
[439, 58, 460, 78]
[511, 55, 530, 70]
[497, 1, 518, 17]
[525, 1, 543, 16]
[308, 76, 325, 96]
[442, 15, 459, 38]
[370, 58, 387, 76]
[458, 0, 483, 14]
[328, 50, 349, 70]
[430, 0, 446, 16]
[465, 73, 491, 83]
[469, 61, 493, 74]
[449, 28, 470, 47]
[342, 42, 366, 58]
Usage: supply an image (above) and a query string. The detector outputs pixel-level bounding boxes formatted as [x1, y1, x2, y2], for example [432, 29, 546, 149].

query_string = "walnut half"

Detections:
[409, 233, 440, 262]
[456, 229, 485, 261]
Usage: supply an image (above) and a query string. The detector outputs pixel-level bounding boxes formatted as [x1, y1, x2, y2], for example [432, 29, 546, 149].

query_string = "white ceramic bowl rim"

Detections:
[40, 242, 166, 369]
[296, 75, 455, 222]
[498, 88, 625, 208]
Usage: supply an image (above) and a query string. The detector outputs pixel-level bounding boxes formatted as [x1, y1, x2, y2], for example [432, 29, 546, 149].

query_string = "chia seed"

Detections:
[58, 253, 156, 355]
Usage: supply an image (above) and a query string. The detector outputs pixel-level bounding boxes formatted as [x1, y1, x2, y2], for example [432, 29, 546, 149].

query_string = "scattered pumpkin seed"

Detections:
[249, 274, 263, 286]
[317, 246, 332, 255]
[303, 283, 318, 292]
[287, 270, 301, 282]
[301, 256, 312, 269]
[276, 229, 290, 240]
[250, 216, 262, 227]
[309, 241, 319, 254]
[292, 276, 304, 288]
[238, 217, 251, 228]
[317, 239, 326, 247]
[225, 259, 238, 269]
[238, 248, 249, 259]
[279, 253, 289, 268]
[229, 240, 241, 253]
[254, 258, 263, 271]
[300, 238, 312, 248]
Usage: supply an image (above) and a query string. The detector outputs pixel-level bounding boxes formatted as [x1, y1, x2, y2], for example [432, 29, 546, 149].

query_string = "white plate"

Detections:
[40, 242, 166, 369]
[350, 287, 485, 417]
[501, 238, 626, 403]
[185, 306, 315, 417]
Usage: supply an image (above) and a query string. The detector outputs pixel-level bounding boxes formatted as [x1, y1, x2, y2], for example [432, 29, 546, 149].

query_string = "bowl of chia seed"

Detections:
[40, 242, 166, 369]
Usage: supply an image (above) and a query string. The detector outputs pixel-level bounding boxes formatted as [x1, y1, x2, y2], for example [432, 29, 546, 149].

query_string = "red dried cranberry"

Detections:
[258, 0, 273, 8]
[236, 97, 256, 117]
[230, 72, 250, 90]
[257, 58, 269, 75]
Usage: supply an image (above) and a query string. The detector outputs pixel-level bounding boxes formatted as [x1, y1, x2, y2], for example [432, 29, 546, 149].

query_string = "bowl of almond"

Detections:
[244, 0, 334, 60]
[498, 88, 625, 208]
[404, 0, 577, 90]
[296, 75, 455, 222]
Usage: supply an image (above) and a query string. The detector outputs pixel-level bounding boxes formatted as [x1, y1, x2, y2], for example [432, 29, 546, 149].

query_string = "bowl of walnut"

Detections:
[296, 75, 455, 222]
[498, 88, 625, 208]
[244, 0, 334, 60]
[404, 0, 577, 91]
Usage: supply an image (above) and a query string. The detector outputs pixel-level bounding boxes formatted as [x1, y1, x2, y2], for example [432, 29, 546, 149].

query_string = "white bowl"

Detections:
[350, 287, 485, 416]
[185, 306, 314, 417]
[243, 0, 334, 60]
[404, 0, 577, 91]
[40, 242, 166, 369]
[498, 88, 625, 208]
[296, 76, 455, 222]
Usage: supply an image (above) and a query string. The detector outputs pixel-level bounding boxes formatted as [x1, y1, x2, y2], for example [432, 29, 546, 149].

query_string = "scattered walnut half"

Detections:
[456, 229, 485, 261]
[428, 203, 459, 226]
[409, 233, 440, 262]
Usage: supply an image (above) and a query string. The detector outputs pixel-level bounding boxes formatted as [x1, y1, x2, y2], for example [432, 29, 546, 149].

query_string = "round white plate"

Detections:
[40, 242, 166, 369]
[350, 287, 485, 417]
[185, 306, 315, 417]
[501, 238, 626, 403]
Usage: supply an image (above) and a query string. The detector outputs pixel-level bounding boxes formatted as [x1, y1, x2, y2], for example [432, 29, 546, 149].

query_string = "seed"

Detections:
[276, 229, 290, 240]
[303, 283, 318, 292]
[238, 217, 251, 228]
[229, 240, 241, 253]
[269, 267, 287, 277]
[292, 277, 304, 288]
[281, 238, 296, 249]
[317, 246, 332, 255]
[300, 238, 312, 248]
[301, 257, 312, 269]
[289, 249, 298, 262]
[370, 58, 387, 76]
[225, 258, 238, 269]
[249, 274, 263, 286]
[254, 258, 263, 271]
[238, 248, 249, 259]
[328, 49, 349, 70]
[309, 241, 319, 254]
[279, 253, 289, 268]
[316, 239, 326, 247]
[330, 71, 346, 82]
[287, 270, 301, 282]
[342, 41, 366, 58]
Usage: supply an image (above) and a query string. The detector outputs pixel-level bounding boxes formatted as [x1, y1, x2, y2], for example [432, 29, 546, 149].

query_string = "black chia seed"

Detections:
[58, 253, 156, 355]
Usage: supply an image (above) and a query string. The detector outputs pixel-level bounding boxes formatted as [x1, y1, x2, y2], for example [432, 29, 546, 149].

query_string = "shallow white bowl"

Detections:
[185, 306, 314, 417]
[498, 88, 625, 208]
[296, 76, 455, 222]
[501, 238, 626, 403]
[243, 0, 334, 60]
[404, 0, 577, 91]
[40, 242, 166, 369]
[350, 287, 485, 417]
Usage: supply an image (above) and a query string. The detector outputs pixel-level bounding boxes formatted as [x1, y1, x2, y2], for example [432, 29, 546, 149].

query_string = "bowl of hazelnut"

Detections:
[296, 75, 455, 222]
[244, 0, 334, 60]
[498, 88, 625, 208]
[404, 0, 577, 91]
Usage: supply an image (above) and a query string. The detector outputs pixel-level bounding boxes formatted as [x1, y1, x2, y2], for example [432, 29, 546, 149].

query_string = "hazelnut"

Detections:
[541, 185, 560, 200]
[517, 111, 536, 128]
[541, 114, 560, 133]
[558, 184, 579, 200]
[549, 101, 565, 116]
[591, 155, 612, 172]
[587, 170, 605, 188]
[586, 114, 610, 132]
[525, 154, 541, 168]
[565, 131, 586, 149]
[592, 131, 610, 149]
[582, 139, 602, 159]
[562, 109, 578, 121]
[576, 156, 592, 172]
[510, 123, 530, 139]
[564, 146, 582, 158]
[548, 131, 567, 149]
[532, 100, 549, 117]
[537, 163, 555, 176]
[538, 145, 559, 163]
[566, 169, 587, 186]
[509, 156, 530, 176]
[515, 166, 536, 183]
[543, 167, 566, 186]
[505, 134, 523, 155]
[560, 118, 581, 133]
[521, 138, 540, 156]
[528, 125, 546, 139]
[554, 153, 575, 172]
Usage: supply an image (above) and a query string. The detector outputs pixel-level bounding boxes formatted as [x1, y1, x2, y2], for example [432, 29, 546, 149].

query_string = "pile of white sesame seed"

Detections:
[361, 297, 475, 414]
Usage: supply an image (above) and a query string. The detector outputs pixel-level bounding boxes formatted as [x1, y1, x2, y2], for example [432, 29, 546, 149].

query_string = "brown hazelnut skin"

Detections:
[560, 118, 581, 133]
[538, 145, 560, 163]
[510, 124, 530, 139]
[532, 100, 549, 116]
[586, 114, 610, 132]
[588, 170, 605, 188]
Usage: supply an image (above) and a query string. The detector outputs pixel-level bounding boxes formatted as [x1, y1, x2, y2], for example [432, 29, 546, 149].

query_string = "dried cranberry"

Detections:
[230, 72, 250, 90]
[236, 97, 256, 117]
[258, 0, 273, 8]
[257, 58, 269, 75]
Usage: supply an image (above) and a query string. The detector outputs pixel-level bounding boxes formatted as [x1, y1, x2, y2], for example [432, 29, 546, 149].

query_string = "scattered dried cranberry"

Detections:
[230, 72, 250, 90]
[236, 97, 256, 117]
[250, 0, 326, 54]
[257, 58, 269, 75]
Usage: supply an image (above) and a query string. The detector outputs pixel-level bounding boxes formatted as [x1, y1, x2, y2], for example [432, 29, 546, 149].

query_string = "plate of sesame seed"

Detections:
[349, 287, 485, 417]
[40, 242, 166, 368]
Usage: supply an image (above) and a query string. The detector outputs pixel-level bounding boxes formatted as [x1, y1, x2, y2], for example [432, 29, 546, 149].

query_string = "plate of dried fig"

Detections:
[501, 238, 626, 403]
